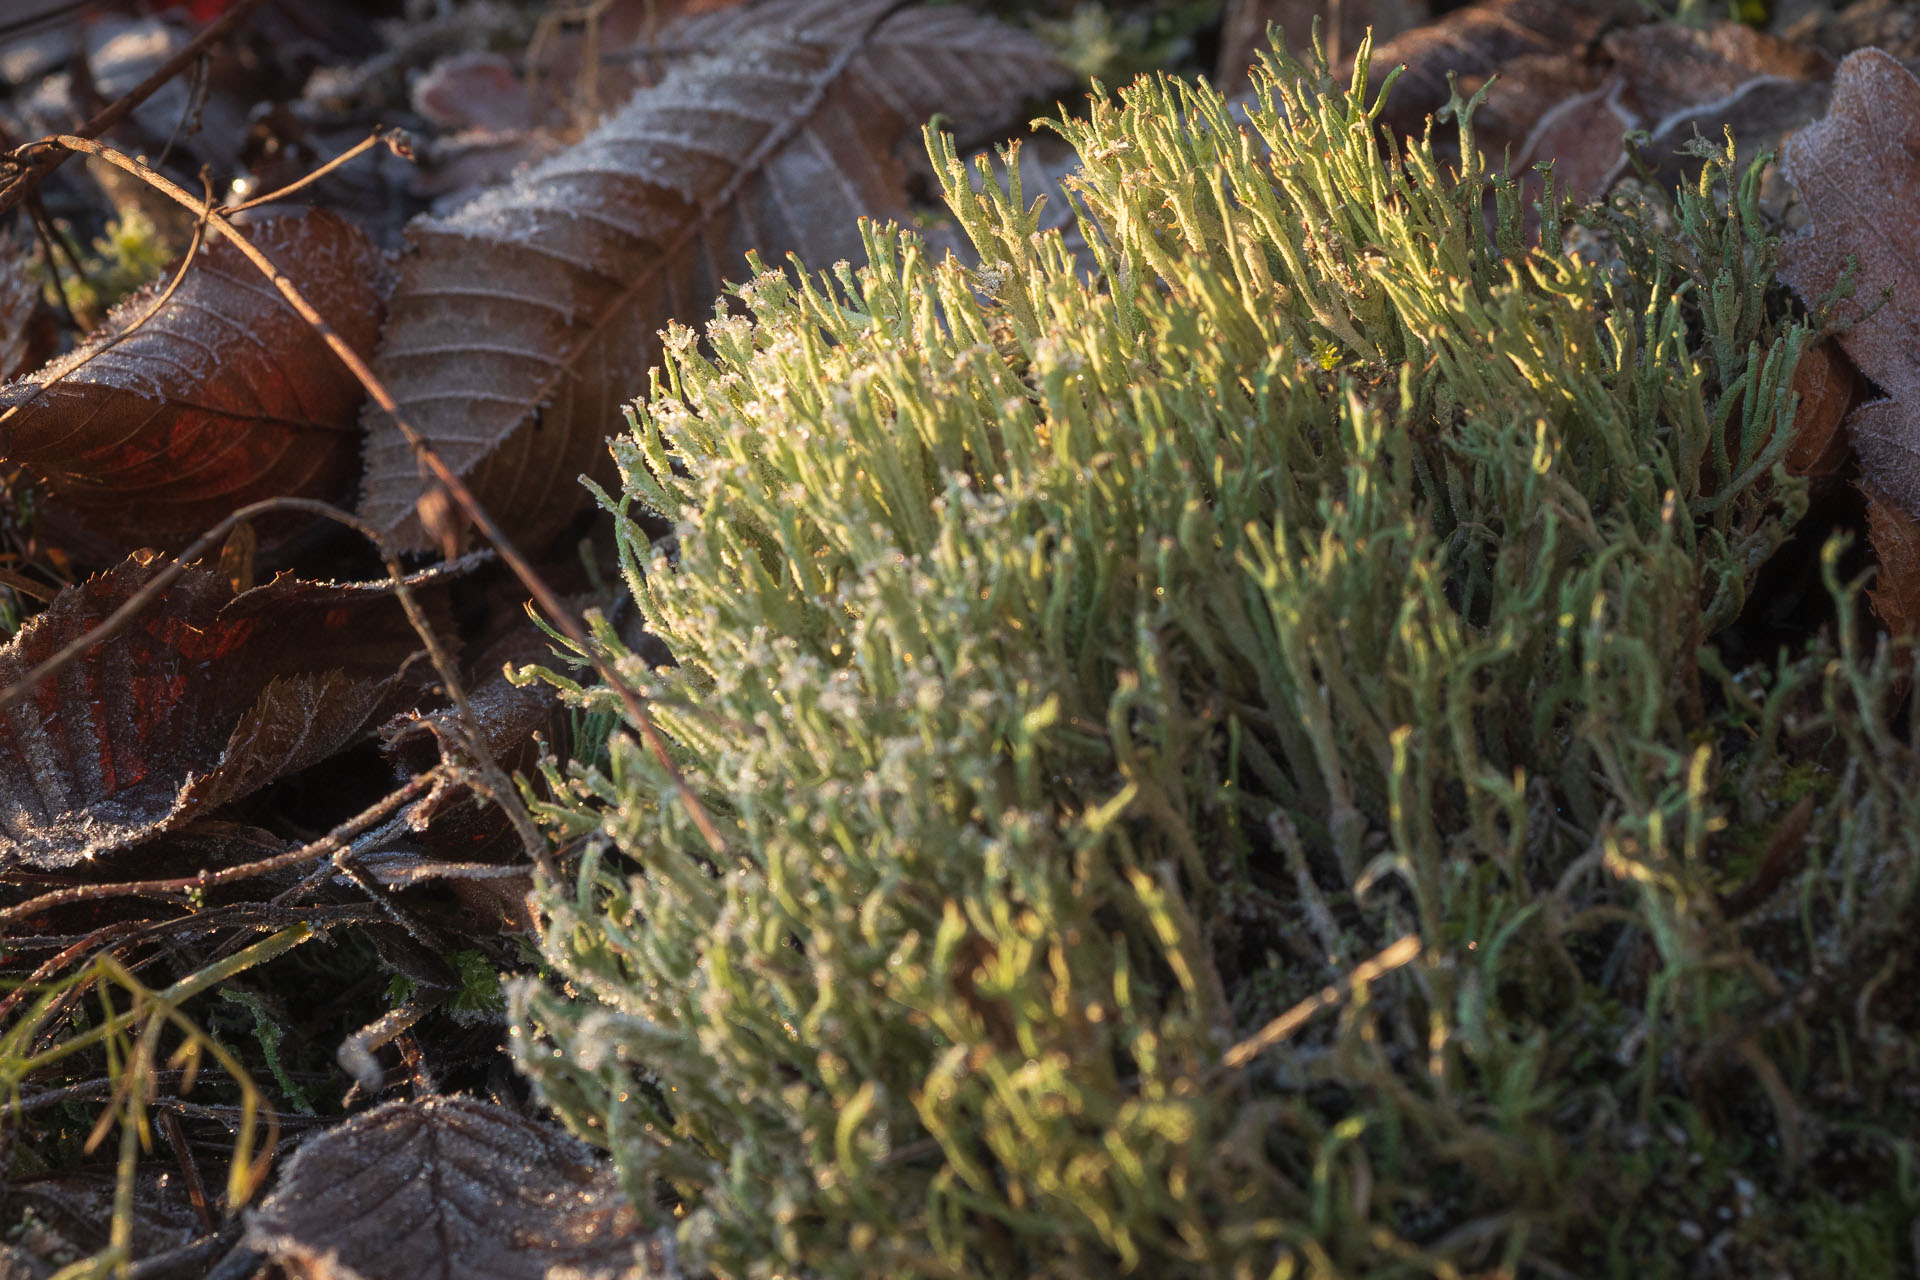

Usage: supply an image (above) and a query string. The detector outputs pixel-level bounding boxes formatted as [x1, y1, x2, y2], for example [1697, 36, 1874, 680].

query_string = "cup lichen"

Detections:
[511, 37, 1919, 1278]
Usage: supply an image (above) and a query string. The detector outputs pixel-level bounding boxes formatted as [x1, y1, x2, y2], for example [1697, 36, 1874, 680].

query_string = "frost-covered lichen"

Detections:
[512, 38, 1920, 1279]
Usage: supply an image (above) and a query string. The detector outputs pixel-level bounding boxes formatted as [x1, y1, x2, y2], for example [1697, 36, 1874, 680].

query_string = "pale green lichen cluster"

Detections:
[511, 39, 1919, 1278]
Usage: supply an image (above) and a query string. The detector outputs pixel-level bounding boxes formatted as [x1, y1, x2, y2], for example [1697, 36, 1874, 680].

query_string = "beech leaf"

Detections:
[0, 209, 390, 554]
[242, 1096, 670, 1280]
[0, 552, 470, 870]
[1780, 50, 1920, 519]
[357, 0, 1062, 552]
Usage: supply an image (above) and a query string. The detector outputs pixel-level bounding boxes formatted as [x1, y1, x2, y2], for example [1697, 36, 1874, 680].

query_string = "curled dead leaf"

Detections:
[1367, 0, 1635, 143]
[0, 209, 391, 556]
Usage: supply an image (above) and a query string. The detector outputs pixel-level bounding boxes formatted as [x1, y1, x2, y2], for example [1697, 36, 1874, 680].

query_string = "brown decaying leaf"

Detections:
[1512, 74, 1632, 204]
[1785, 339, 1854, 478]
[1866, 490, 1920, 636]
[1597, 25, 1832, 214]
[1779, 50, 1920, 519]
[242, 1096, 671, 1280]
[0, 210, 390, 554]
[1600, 23, 1831, 124]
[357, 0, 1062, 552]
[1509, 23, 1832, 205]
[0, 552, 471, 871]
[1365, 0, 1636, 142]
[411, 52, 535, 133]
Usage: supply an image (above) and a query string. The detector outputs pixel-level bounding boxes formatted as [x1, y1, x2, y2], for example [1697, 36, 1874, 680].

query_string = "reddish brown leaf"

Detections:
[242, 1096, 671, 1280]
[357, 0, 1063, 553]
[0, 210, 389, 554]
[1599, 25, 1832, 209]
[1785, 340, 1854, 478]
[1783, 4, 1920, 64]
[411, 52, 535, 133]
[1509, 24, 1831, 205]
[1513, 74, 1635, 203]
[1866, 490, 1920, 636]
[1366, 0, 1636, 143]
[0, 553, 468, 870]
[1779, 50, 1920, 518]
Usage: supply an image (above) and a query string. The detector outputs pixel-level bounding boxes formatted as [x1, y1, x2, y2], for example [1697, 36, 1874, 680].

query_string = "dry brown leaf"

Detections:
[0, 552, 470, 870]
[1782, 1, 1920, 64]
[242, 1096, 673, 1280]
[1866, 489, 1920, 636]
[1624, 75, 1832, 220]
[1600, 25, 1833, 211]
[1785, 339, 1854, 478]
[1779, 50, 1920, 517]
[0, 210, 390, 555]
[411, 52, 535, 133]
[357, 0, 1062, 553]
[1366, 0, 1636, 143]
[1514, 74, 1635, 203]
[1602, 23, 1831, 123]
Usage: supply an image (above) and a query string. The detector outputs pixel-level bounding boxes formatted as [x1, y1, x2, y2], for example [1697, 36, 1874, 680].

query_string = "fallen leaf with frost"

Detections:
[1602, 22, 1831, 122]
[1779, 50, 1920, 516]
[357, 0, 1062, 552]
[0, 552, 472, 870]
[243, 1096, 672, 1280]
[0, 210, 389, 555]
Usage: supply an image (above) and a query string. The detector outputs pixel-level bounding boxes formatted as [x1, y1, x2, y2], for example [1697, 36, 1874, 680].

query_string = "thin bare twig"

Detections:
[0, 770, 439, 930]
[1218, 934, 1423, 1072]
[0, 0, 271, 216]
[224, 127, 412, 213]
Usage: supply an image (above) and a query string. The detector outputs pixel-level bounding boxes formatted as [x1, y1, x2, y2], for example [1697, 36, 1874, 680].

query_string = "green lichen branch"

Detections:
[510, 34, 1918, 1279]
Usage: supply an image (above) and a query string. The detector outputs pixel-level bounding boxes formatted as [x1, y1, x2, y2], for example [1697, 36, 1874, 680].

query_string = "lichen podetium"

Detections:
[510, 36, 1920, 1279]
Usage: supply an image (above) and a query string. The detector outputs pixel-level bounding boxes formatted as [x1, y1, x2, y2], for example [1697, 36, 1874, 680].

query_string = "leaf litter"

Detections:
[0, 550, 474, 870]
